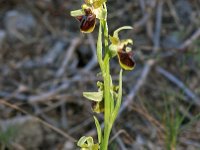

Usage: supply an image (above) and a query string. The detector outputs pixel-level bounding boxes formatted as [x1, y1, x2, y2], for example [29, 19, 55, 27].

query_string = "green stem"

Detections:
[97, 21, 104, 71]
[101, 16, 112, 150]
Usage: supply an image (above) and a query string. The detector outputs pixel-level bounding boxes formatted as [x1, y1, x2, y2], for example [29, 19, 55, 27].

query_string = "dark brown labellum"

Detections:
[117, 46, 135, 70]
[92, 100, 104, 113]
[76, 8, 96, 33]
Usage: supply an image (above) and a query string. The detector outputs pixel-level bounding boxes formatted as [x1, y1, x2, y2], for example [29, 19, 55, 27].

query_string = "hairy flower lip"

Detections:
[117, 45, 135, 70]
[76, 8, 96, 33]
[71, 0, 106, 33]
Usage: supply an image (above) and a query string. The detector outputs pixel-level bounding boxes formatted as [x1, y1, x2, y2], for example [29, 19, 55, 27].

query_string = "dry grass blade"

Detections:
[0, 99, 76, 142]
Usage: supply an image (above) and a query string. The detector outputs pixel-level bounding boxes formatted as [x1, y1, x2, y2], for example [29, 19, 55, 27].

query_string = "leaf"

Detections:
[94, 7, 107, 20]
[112, 69, 123, 121]
[93, 116, 102, 143]
[83, 91, 103, 102]
[109, 75, 114, 112]
[97, 22, 104, 69]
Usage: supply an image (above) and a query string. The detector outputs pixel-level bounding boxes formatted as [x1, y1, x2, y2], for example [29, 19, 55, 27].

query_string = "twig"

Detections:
[33, 104, 59, 127]
[134, 0, 151, 30]
[60, 101, 68, 128]
[0, 116, 33, 129]
[115, 136, 127, 150]
[83, 34, 97, 71]
[43, 41, 65, 64]
[134, 13, 151, 29]
[179, 28, 200, 50]
[156, 66, 200, 106]
[153, 0, 164, 51]
[138, 0, 146, 14]
[119, 59, 155, 116]
[68, 118, 93, 134]
[179, 138, 200, 148]
[56, 37, 81, 77]
[131, 105, 165, 140]
[42, 12, 58, 36]
[0, 99, 76, 142]
[28, 81, 70, 103]
[118, 0, 163, 117]
[131, 105, 165, 131]
[166, 0, 182, 30]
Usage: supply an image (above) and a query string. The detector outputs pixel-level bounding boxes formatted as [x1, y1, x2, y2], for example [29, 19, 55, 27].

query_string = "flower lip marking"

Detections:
[76, 8, 96, 33]
[117, 45, 135, 70]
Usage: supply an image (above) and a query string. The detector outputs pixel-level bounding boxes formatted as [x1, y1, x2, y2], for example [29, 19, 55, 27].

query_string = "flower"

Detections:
[70, 0, 106, 33]
[76, 7, 96, 33]
[83, 81, 104, 113]
[117, 45, 135, 70]
[109, 26, 135, 70]
[77, 136, 99, 150]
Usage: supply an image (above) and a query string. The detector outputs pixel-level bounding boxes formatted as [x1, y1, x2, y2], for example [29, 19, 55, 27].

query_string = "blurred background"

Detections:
[0, 0, 200, 149]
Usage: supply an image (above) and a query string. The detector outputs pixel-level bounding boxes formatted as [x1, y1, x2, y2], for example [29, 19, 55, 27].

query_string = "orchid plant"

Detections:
[71, 0, 135, 149]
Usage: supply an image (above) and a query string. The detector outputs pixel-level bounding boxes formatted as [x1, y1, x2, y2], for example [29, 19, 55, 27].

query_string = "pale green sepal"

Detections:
[94, 7, 107, 20]
[70, 9, 84, 17]
[77, 136, 99, 150]
[83, 91, 103, 102]
[92, 0, 107, 9]
[93, 116, 102, 143]
[109, 35, 119, 45]
[121, 39, 133, 46]
[85, 0, 106, 5]
[109, 75, 115, 112]
[82, 4, 90, 10]
[113, 26, 133, 39]
[77, 136, 93, 147]
[92, 144, 99, 150]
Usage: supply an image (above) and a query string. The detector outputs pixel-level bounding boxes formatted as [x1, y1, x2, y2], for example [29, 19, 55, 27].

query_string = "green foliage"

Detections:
[0, 125, 18, 148]
[164, 102, 184, 150]
[94, 116, 102, 144]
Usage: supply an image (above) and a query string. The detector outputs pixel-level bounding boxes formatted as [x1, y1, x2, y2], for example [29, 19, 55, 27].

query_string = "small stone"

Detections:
[0, 30, 6, 48]
[162, 32, 181, 49]
[175, 0, 192, 25]
[62, 141, 75, 150]
[4, 10, 37, 41]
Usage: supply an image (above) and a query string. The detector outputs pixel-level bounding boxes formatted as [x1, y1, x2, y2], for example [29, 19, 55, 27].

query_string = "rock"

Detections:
[162, 32, 181, 49]
[14, 119, 43, 150]
[175, 0, 192, 25]
[0, 117, 43, 149]
[62, 141, 75, 150]
[4, 10, 37, 41]
[0, 30, 6, 48]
